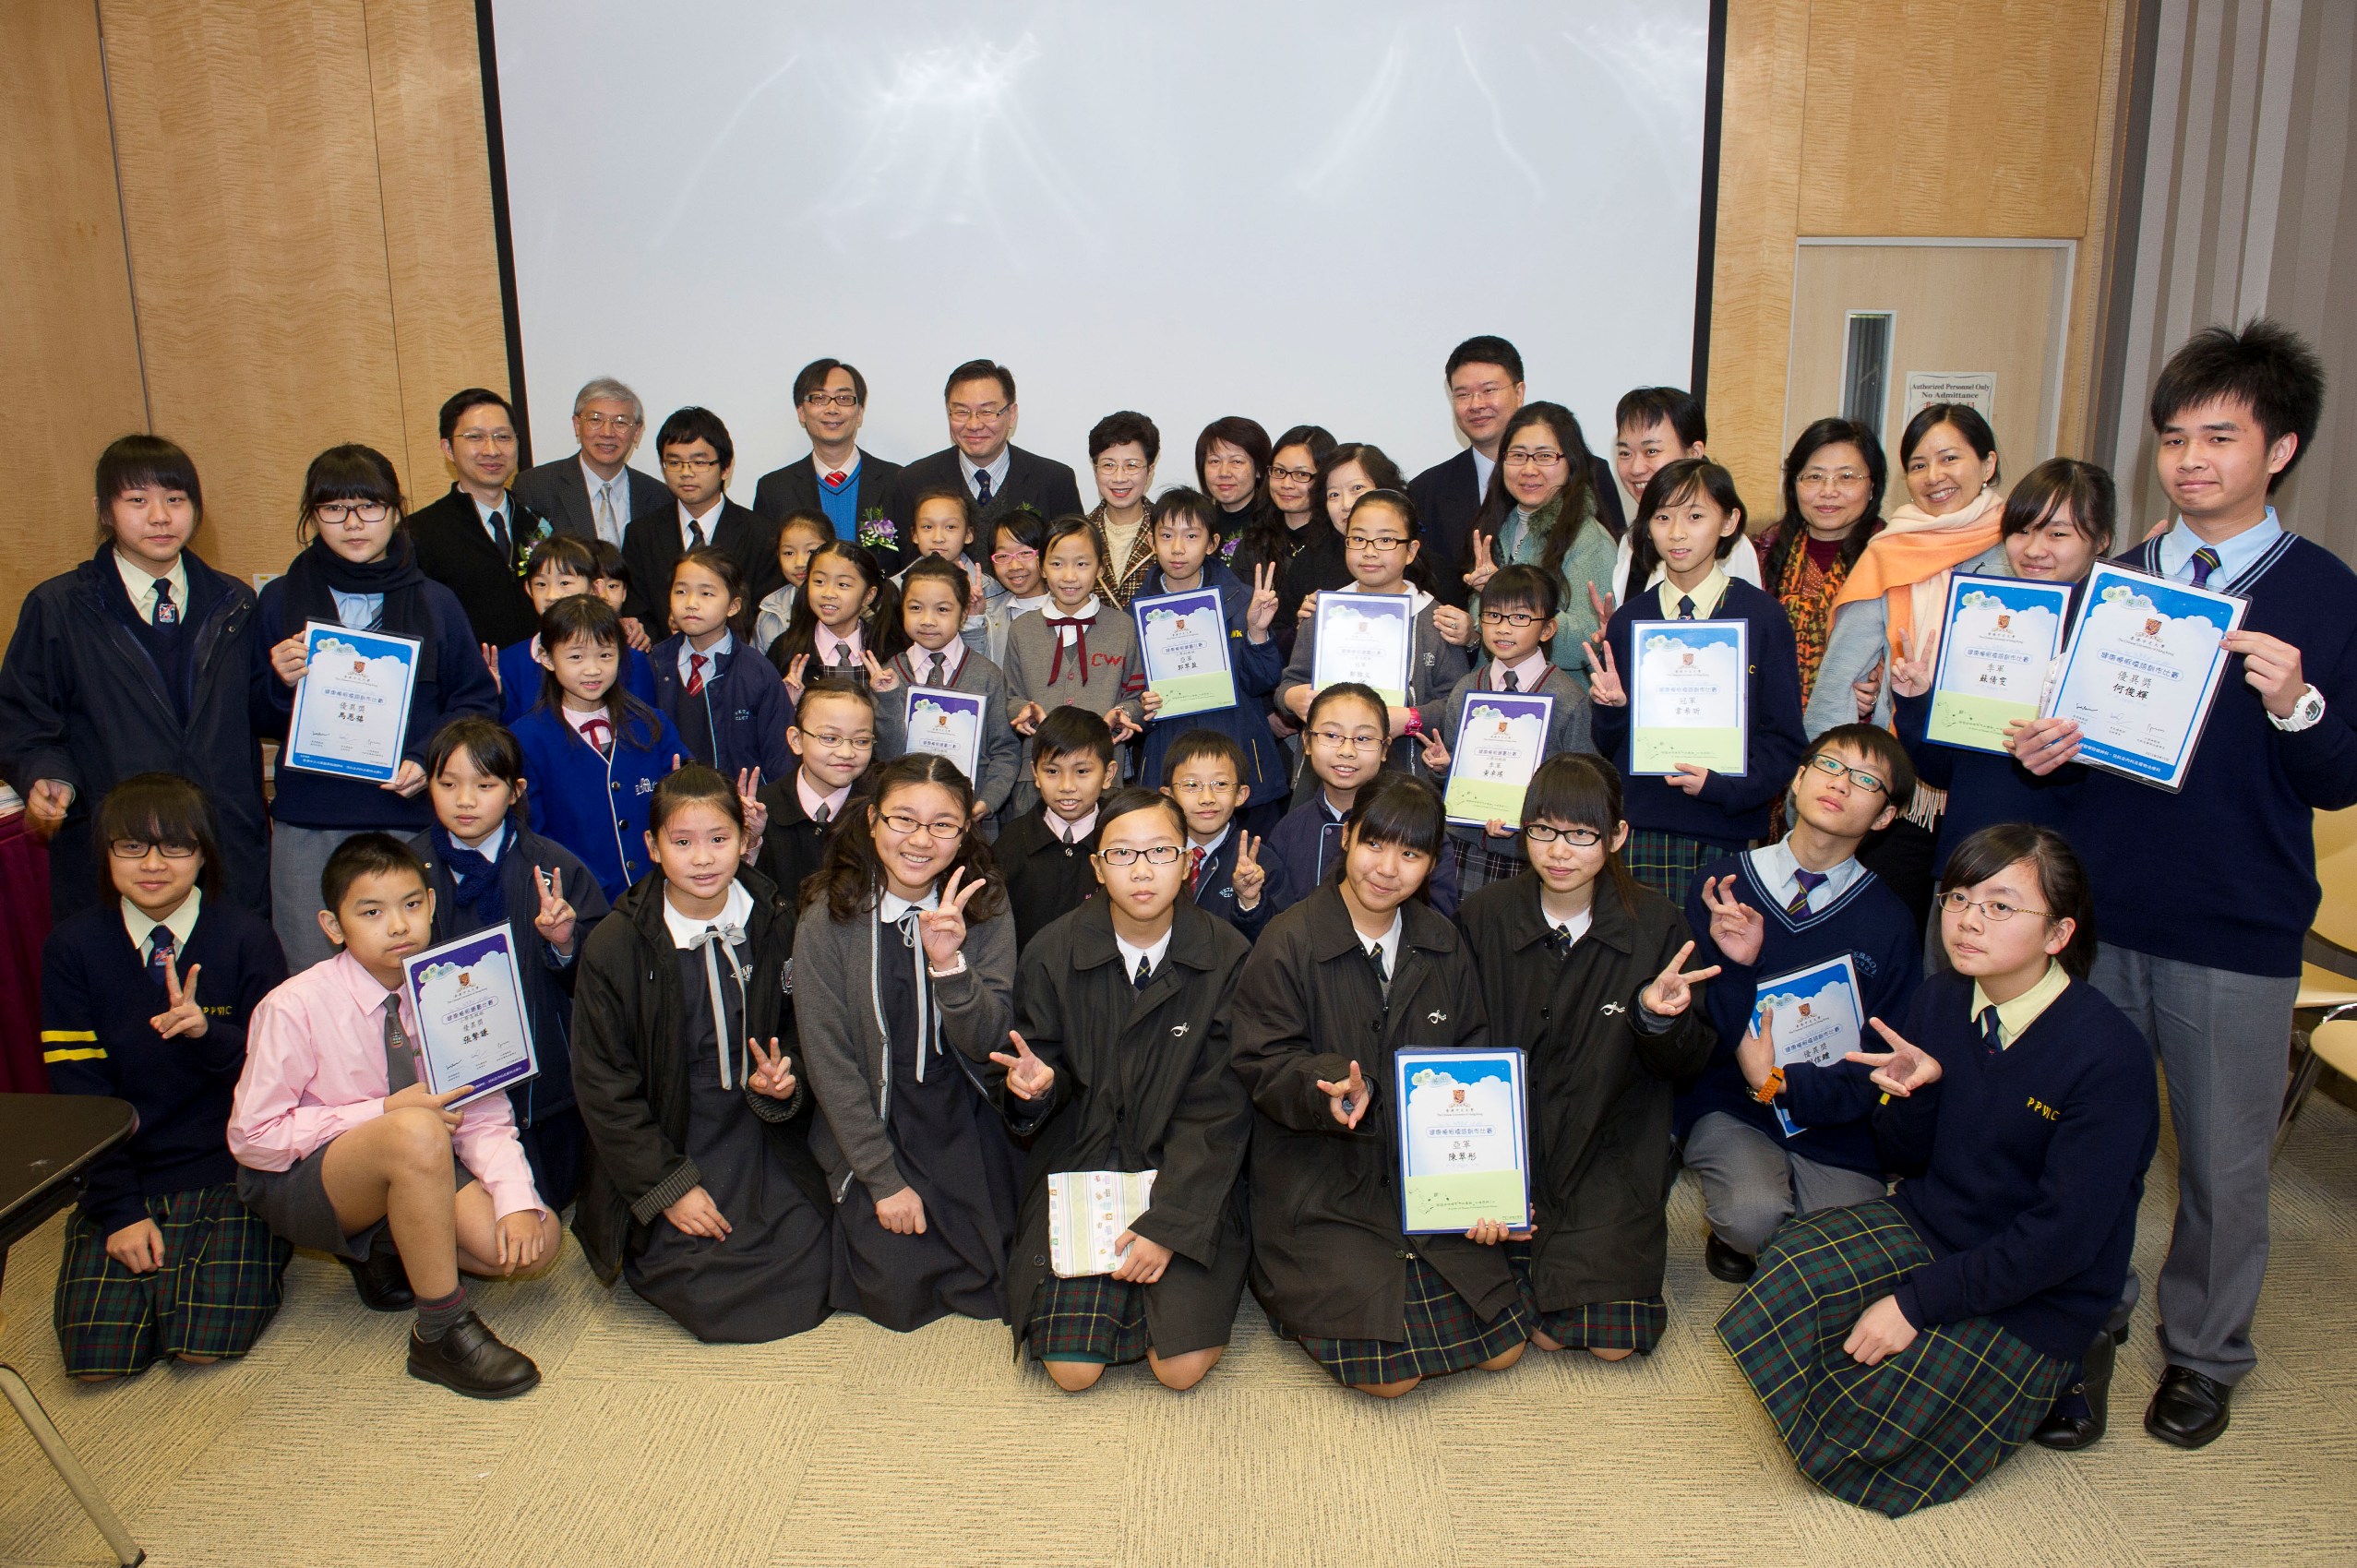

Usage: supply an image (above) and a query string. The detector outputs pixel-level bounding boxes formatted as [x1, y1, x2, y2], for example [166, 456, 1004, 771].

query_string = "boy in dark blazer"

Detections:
[621, 407, 782, 635]
[993, 706, 1114, 947]
[408, 389, 549, 649]
[752, 357, 903, 551]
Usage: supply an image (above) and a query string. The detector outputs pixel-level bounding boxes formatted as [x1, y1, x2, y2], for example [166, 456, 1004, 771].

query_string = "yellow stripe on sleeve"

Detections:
[43, 1047, 106, 1063]
[41, 1030, 97, 1042]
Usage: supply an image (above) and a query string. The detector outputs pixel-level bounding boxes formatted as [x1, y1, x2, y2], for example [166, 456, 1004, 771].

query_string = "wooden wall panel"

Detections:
[0, 0, 150, 638]
[98, 0, 410, 592]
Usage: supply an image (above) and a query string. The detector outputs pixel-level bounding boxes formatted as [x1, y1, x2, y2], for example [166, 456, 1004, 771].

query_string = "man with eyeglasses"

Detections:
[752, 358, 903, 551]
[620, 406, 782, 637]
[409, 388, 550, 649]
[513, 377, 671, 554]
[883, 360, 1083, 570]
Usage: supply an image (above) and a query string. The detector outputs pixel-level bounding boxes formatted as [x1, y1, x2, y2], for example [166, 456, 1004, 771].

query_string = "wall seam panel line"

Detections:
[358, 0, 410, 485]
[90, 0, 152, 433]
[2237, 0, 2300, 323]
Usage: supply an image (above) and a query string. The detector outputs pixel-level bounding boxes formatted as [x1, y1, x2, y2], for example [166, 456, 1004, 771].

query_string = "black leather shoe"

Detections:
[2144, 1364, 2232, 1449]
[1705, 1232, 1757, 1284]
[407, 1312, 540, 1399]
[2033, 1329, 2115, 1450]
[342, 1243, 414, 1311]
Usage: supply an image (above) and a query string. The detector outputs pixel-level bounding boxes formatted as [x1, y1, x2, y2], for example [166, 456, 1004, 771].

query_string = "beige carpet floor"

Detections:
[6, 1092, 2356, 1568]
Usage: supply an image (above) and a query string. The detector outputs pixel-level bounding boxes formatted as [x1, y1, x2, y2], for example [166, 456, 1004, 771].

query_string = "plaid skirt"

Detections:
[1504, 1242, 1666, 1353]
[1285, 1255, 1531, 1387]
[1716, 1199, 2070, 1517]
[1623, 829, 1744, 903]
[1023, 1273, 1152, 1366]
[53, 1184, 293, 1378]
[1449, 835, 1527, 897]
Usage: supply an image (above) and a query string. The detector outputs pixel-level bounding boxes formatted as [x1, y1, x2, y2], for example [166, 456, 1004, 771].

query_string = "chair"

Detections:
[2279, 803, 2357, 1155]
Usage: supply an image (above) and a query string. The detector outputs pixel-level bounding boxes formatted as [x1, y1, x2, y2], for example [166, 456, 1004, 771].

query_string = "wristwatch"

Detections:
[1751, 1067, 1786, 1106]
[2267, 684, 2327, 733]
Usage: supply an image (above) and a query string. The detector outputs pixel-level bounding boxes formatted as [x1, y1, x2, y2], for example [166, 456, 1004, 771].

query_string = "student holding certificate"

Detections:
[2008, 322, 2357, 1451]
[1587, 461, 1806, 899]
[1006, 789, 1254, 1393]
[1233, 773, 1530, 1397]
[871, 555, 1021, 825]
[257, 446, 499, 971]
[1457, 756, 1717, 1360]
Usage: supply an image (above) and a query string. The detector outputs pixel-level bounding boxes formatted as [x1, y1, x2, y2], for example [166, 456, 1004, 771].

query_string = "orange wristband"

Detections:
[1752, 1067, 1786, 1106]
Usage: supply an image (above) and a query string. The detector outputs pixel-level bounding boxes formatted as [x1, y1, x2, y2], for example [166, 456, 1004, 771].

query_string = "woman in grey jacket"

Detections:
[792, 753, 1044, 1331]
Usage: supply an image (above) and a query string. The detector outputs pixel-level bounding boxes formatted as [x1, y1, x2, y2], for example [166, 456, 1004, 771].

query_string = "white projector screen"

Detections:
[489, 0, 1713, 501]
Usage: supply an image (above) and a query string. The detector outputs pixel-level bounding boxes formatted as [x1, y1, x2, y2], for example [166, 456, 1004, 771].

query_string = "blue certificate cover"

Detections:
[901, 687, 985, 786]
[1629, 618, 1750, 776]
[2046, 563, 2246, 792]
[283, 622, 422, 784]
[1132, 587, 1237, 718]
[402, 928, 538, 1107]
[1925, 574, 2074, 754]
[1393, 1047, 1530, 1234]
[1443, 690, 1555, 827]
[1748, 954, 1864, 1141]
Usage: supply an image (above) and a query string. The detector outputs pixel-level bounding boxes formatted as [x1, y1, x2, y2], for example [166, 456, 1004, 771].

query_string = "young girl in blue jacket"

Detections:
[651, 547, 792, 785]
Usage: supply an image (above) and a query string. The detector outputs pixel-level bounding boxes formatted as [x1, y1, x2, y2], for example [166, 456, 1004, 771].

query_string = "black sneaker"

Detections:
[407, 1311, 540, 1399]
[342, 1242, 415, 1311]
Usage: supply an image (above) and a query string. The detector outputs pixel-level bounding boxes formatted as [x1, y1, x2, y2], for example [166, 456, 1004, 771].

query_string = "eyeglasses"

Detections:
[1169, 779, 1236, 796]
[579, 412, 640, 432]
[662, 456, 721, 473]
[314, 500, 391, 524]
[451, 428, 516, 447]
[1097, 844, 1184, 867]
[1094, 459, 1147, 477]
[1449, 381, 1512, 404]
[1269, 464, 1317, 485]
[1309, 729, 1383, 752]
[989, 547, 1039, 564]
[878, 811, 965, 840]
[1346, 533, 1408, 553]
[800, 731, 874, 749]
[1479, 609, 1544, 628]
[1502, 448, 1565, 467]
[802, 391, 860, 411]
[1804, 753, 1889, 796]
[948, 403, 1008, 425]
[1937, 891, 2052, 923]
[110, 840, 198, 860]
[1797, 468, 1869, 490]
[1521, 823, 1603, 847]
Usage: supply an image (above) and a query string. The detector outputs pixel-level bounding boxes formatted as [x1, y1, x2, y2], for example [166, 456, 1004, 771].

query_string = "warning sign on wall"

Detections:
[1902, 372, 1996, 424]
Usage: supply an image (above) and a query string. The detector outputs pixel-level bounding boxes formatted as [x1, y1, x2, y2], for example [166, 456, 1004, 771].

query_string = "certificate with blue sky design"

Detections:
[1132, 587, 1237, 719]
[2046, 564, 2246, 792]
[284, 622, 421, 784]
[1629, 618, 1749, 775]
[1394, 1047, 1529, 1234]
[1925, 573, 2073, 754]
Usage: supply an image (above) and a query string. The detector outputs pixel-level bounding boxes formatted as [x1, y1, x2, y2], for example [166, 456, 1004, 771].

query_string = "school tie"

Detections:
[1502, 668, 1520, 692]
[1367, 942, 1390, 998]
[975, 469, 994, 506]
[383, 996, 419, 1094]
[916, 652, 939, 688]
[1979, 1005, 2004, 1057]
[580, 716, 613, 756]
[687, 518, 706, 552]
[146, 926, 175, 986]
[1547, 923, 1576, 962]
[687, 652, 707, 696]
[151, 579, 179, 627]
[2188, 545, 2223, 588]
[487, 509, 511, 565]
[1787, 868, 1827, 917]
[812, 802, 831, 828]
[824, 469, 847, 490]
[595, 483, 619, 545]
[1133, 952, 1152, 989]
[1677, 594, 1696, 620]
[1187, 844, 1205, 894]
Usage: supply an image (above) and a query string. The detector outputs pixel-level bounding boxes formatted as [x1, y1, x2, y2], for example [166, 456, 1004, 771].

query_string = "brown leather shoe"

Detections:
[407, 1311, 540, 1399]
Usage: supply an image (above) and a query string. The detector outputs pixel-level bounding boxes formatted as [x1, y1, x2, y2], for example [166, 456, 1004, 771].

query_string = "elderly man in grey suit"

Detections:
[512, 376, 673, 551]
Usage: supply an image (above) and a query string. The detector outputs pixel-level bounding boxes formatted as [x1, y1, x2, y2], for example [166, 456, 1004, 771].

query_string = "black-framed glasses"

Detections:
[1522, 823, 1603, 847]
[110, 840, 198, 860]
[1479, 610, 1544, 628]
[661, 456, 721, 473]
[314, 500, 391, 524]
[802, 391, 860, 411]
[1097, 844, 1184, 867]
[1804, 753, 1888, 796]
[878, 811, 964, 840]
[1937, 891, 2052, 924]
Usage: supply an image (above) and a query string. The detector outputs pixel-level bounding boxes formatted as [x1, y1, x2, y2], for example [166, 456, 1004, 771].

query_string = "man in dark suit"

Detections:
[510, 376, 672, 548]
[881, 359, 1083, 572]
[622, 406, 781, 637]
[1406, 335, 1624, 607]
[408, 387, 546, 648]
[752, 358, 902, 549]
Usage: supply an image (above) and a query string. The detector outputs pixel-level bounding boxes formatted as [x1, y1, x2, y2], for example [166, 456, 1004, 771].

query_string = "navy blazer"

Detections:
[1187, 827, 1276, 942]
[648, 633, 794, 784]
[619, 497, 783, 634]
[752, 449, 903, 535]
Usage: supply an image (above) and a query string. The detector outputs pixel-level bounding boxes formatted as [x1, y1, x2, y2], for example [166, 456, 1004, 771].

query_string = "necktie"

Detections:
[1677, 594, 1695, 620]
[580, 716, 613, 755]
[146, 927, 175, 986]
[2188, 545, 2222, 588]
[812, 801, 832, 828]
[1046, 616, 1092, 686]
[824, 470, 847, 489]
[152, 579, 179, 627]
[595, 483, 619, 545]
[1979, 1005, 2004, 1057]
[1787, 868, 1827, 916]
[1547, 923, 1575, 962]
[918, 652, 938, 688]
[1502, 668, 1520, 692]
[1133, 952, 1152, 989]
[687, 652, 707, 696]
[383, 997, 418, 1093]
[688, 517, 706, 552]
[1367, 942, 1389, 997]
[975, 470, 994, 506]
[488, 509, 511, 564]
[1188, 844, 1205, 894]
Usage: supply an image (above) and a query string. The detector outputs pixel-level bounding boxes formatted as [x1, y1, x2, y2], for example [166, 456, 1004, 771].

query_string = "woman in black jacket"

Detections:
[1008, 788, 1253, 1392]
[568, 766, 832, 1343]
[1232, 772, 1528, 1397]
[1457, 755, 1718, 1360]
[0, 436, 269, 921]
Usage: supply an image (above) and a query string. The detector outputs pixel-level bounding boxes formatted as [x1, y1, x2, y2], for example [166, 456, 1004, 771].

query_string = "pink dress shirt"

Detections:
[228, 951, 545, 1221]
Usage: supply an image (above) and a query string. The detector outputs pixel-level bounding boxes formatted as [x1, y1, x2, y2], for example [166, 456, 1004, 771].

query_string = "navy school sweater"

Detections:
[1589, 579, 1807, 845]
[1186, 825, 1276, 942]
[41, 899, 289, 1232]
[1261, 784, 1461, 921]
[1894, 685, 2080, 878]
[1678, 848, 1923, 1177]
[649, 633, 794, 784]
[513, 699, 690, 901]
[498, 638, 657, 725]
[1873, 971, 2160, 1360]
[2064, 532, 2357, 977]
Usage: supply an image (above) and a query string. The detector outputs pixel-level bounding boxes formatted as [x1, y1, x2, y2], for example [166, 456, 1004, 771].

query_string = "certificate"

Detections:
[1393, 1047, 1529, 1234]
[1925, 574, 2074, 754]
[401, 928, 538, 1108]
[1442, 692, 1555, 827]
[1629, 618, 1749, 775]
[1750, 954, 1864, 1141]
[1047, 1168, 1157, 1277]
[1311, 592, 1415, 707]
[283, 621, 421, 784]
[2045, 563, 2246, 792]
[902, 686, 984, 785]
[1132, 588, 1237, 718]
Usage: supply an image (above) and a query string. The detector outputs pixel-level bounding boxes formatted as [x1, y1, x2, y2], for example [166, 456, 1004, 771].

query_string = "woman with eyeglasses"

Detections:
[793, 754, 1035, 1333]
[1234, 424, 1336, 640]
[1004, 788, 1254, 1393]
[1754, 418, 1889, 711]
[1461, 403, 1618, 683]
[1086, 411, 1162, 609]
[0, 435, 273, 925]
[1457, 755, 1716, 1365]
[254, 444, 499, 968]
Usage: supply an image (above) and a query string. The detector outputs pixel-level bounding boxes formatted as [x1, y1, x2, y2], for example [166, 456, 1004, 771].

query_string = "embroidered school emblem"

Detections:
[1170, 1023, 1189, 1036]
[1427, 1011, 1447, 1024]
[1599, 1001, 1627, 1015]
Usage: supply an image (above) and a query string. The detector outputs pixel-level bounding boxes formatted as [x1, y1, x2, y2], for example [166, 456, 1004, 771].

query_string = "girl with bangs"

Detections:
[769, 538, 895, 698]
[1461, 402, 1619, 676]
[1457, 756, 1717, 1361]
[1233, 772, 1529, 1397]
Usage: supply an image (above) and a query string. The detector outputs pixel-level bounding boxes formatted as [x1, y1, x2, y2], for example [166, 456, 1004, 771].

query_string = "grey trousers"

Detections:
[1681, 1111, 1888, 1257]
[269, 822, 365, 974]
[2089, 942, 2298, 1385]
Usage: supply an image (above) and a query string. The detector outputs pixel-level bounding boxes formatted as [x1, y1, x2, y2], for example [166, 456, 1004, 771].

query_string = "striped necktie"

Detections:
[146, 927, 175, 986]
[1980, 1005, 2004, 1057]
[2188, 545, 2223, 588]
[1787, 868, 1827, 916]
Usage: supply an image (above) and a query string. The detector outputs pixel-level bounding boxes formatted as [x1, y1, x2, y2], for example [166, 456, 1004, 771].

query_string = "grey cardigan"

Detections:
[791, 890, 1021, 1203]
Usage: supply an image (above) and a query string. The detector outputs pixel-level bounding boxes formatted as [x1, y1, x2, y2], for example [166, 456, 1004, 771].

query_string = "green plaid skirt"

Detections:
[1449, 835, 1528, 897]
[1623, 829, 1743, 903]
[53, 1184, 293, 1378]
[1024, 1273, 1152, 1366]
[1504, 1242, 1666, 1353]
[1284, 1254, 1531, 1388]
[1717, 1199, 2069, 1517]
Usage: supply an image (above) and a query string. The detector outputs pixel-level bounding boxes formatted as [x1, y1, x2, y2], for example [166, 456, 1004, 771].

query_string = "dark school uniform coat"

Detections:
[511, 454, 671, 545]
[407, 485, 551, 650]
[993, 806, 1102, 949]
[1230, 884, 1515, 1340]
[568, 864, 827, 1283]
[1457, 874, 1713, 1311]
[751, 771, 867, 914]
[1006, 900, 1255, 1356]
[620, 498, 782, 634]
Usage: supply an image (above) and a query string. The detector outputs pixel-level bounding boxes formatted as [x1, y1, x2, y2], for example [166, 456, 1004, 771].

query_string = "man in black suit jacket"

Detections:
[880, 358, 1083, 572]
[752, 358, 903, 549]
[1406, 335, 1624, 608]
[408, 388, 546, 648]
[510, 375, 673, 552]
[622, 405, 782, 636]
